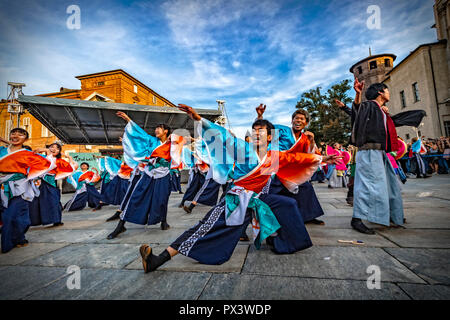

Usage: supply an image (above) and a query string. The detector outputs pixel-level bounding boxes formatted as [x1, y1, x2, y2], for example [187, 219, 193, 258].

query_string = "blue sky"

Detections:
[0, 0, 437, 138]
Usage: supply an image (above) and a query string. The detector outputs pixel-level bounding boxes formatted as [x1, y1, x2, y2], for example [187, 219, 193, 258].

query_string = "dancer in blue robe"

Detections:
[29, 143, 77, 226]
[106, 111, 185, 239]
[0, 128, 53, 253]
[63, 162, 102, 211]
[255, 104, 325, 225]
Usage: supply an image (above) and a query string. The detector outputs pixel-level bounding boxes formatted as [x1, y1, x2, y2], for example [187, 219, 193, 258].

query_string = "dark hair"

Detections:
[10, 127, 29, 139]
[156, 123, 171, 135]
[252, 119, 275, 132]
[47, 143, 62, 158]
[291, 109, 310, 123]
[80, 162, 90, 168]
[23, 145, 32, 151]
[365, 83, 388, 100]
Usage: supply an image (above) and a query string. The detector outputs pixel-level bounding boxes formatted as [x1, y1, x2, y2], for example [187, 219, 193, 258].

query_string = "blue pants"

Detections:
[171, 193, 312, 265]
[64, 184, 102, 211]
[29, 181, 62, 226]
[119, 172, 141, 211]
[269, 176, 324, 222]
[170, 172, 182, 193]
[1, 197, 31, 253]
[102, 176, 129, 205]
[353, 150, 404, 226]
[121, 173, 171, 225]
[182, 172, 220, 206]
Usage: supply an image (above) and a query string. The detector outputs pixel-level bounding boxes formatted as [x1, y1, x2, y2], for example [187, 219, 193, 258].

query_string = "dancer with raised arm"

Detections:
[138, 104, 341, 272]
[106, 111, 185, 239]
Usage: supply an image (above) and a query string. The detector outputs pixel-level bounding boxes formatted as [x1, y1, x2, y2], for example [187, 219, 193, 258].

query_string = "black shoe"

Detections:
[106, 211, 121, 222]
[306, 218, 325, 225]
[423, 175, 431, 178]
[328, 185, 333, 189]
[139, 245, 171, 273]
[183, 204, 195, 214]
[160, 221, 170, 230]
[53, 222, 64, 227]
[351, 218, 375, 235]
[93, 202, 106, 211]
[178, 202, 184, 208]
[179, 191, 184, 194]
[107, 221, 126, 239]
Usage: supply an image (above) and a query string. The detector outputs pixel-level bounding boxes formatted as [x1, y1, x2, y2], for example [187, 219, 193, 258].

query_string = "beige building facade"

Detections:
[383, 41, 449, 141]
[382, 0, 450, 141]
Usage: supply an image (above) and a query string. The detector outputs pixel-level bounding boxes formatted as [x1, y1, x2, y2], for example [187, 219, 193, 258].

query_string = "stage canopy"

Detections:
[18, 95, 222, 145]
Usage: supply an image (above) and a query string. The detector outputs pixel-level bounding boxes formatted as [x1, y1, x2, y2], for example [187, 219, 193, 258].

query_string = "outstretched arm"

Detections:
[116, 111, 132, 123]
[177, 104, 202, 121]
[334, 99, 352, 117]
[33, 147, 50, 155]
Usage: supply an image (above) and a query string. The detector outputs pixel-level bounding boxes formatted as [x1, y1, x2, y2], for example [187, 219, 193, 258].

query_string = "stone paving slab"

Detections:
[0, 266, 68, 300]
[376, 229, 450, 248]
[399, 208, 450, 229]
[397, 283, 450, 300]
[25, 269, 212, 300]
[199, 274, 410, 300]
[0, 243, 69, 266]
[21, 243, 141, 269]
[26, 229, 110, 244]
[30, 220, 105, 231]
[306, 227, 398, 248]
[125, 244, 249, 273]
[242, 245, 426, 284]
[384, 248, 450, 285]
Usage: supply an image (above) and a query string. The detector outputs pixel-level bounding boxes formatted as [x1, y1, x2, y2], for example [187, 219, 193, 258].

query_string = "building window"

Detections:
[134, 85, 138, 93]
[4, 119, 12, 139]
[400, 90, 406, 108]
[412, 82, 420, 102]
[97, 81, 104, 86]
[406, 133, 410, 140]
[369, 61, 377, 70]
[445, 121, 450, 137]
[41, 125, 49, 137]
[357, 66, 362, 74]
[384, 59, 391, 67]
[22, 117, 32, 138]
[153, 96, 157, 104]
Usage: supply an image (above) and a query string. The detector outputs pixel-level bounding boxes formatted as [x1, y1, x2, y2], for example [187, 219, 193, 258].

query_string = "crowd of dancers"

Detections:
[0, 78, 426, 273]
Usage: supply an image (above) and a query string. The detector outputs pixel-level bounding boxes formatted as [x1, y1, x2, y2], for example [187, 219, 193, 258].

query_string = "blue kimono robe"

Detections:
[119, 121, 172, 225]
[268, 124, 324, 222]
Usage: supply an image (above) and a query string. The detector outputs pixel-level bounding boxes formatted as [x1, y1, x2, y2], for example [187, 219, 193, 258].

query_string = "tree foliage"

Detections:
[295, 79, 353, 145]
